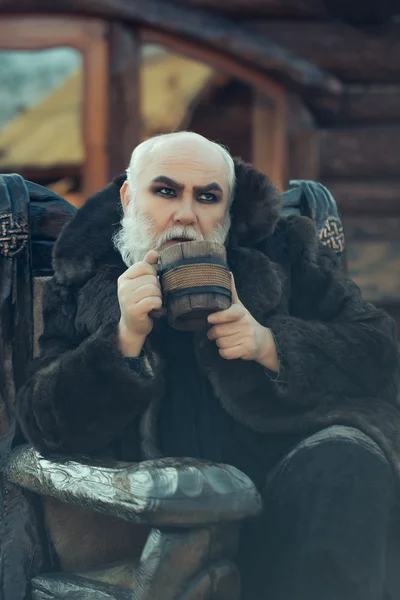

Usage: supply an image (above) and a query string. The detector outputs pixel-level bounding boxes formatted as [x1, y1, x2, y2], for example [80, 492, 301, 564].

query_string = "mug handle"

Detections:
[150, 257, 166, 320]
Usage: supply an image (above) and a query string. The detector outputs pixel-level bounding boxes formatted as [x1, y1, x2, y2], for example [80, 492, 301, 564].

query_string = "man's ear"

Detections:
[120, 181, 130, 214]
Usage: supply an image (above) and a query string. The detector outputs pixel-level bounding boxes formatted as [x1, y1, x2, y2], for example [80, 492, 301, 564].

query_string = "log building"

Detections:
[0, 0, 399, 328]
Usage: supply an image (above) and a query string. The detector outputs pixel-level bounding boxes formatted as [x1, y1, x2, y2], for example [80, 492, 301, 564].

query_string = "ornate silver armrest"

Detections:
[4, 445, 262, 526]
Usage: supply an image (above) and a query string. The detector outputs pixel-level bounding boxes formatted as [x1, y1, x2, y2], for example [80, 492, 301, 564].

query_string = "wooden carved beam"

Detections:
[0, 0, 341, 95]
[246, 20, 400, 83]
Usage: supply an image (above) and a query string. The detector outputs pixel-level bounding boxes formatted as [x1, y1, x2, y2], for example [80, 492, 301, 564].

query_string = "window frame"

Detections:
[0, 15, 109, 198]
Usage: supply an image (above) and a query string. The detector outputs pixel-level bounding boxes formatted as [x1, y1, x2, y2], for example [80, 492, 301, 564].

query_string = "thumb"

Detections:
[144, 250, 159, 266]
[230, 273, 242, 305]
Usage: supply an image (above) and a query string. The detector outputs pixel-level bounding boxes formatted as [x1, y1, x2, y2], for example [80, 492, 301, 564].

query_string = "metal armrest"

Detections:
[4, 445, 262, 526]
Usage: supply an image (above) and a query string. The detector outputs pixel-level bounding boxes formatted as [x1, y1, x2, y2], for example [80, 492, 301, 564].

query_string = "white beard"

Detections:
[113, 201, 231, 267]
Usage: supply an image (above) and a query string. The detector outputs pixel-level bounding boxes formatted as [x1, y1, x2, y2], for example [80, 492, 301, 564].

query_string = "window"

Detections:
[0, 19, 288, 203]
[0, 16, 108, 206]
[0, 47, 83, 205]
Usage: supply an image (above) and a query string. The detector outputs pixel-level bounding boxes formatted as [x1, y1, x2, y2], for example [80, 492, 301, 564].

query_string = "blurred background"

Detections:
[0, 0, 399, 329]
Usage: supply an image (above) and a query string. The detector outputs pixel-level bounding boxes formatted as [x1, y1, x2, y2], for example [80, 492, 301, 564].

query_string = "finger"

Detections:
[144, 250, 159, 266]
[131, 283, 162, 304]
[121, 274, 160, 293]
[208, 304, 246, 325]
[136, 295, 163, 313]
[219, 345, 246, 360]
[207, 323, 242, 341]
[215, 332, 247, 349]
[230, 273, 242, 305]
[123, 261, 157, 280]
[119, 276, 160, 302]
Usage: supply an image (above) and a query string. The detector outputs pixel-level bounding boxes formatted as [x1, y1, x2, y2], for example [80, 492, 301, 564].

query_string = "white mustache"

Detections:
[155, 226, 204, 249]
[114, 203, 230, 267]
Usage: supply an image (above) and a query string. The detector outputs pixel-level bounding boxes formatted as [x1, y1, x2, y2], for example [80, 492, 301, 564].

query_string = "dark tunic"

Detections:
[157, 322, 302, 489]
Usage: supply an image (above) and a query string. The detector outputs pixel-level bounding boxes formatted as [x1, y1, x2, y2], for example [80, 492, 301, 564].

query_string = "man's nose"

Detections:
[173, 200, 196, 225]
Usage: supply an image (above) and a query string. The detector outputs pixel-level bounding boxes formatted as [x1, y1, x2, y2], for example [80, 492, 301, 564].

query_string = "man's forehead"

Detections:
[139, 145, 229, 189]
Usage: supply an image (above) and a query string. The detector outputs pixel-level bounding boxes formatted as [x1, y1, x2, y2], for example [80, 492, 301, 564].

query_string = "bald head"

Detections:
[114, 132, 234, 266]
[126, 131, 236, 203]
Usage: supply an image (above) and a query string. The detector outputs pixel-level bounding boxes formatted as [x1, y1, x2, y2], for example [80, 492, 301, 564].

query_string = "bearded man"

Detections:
[17, 132, 400, 600]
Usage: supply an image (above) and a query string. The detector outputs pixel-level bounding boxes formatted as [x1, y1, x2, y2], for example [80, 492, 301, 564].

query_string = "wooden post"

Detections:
[252, 89, 287, 190]
[108, 22, 141, 179]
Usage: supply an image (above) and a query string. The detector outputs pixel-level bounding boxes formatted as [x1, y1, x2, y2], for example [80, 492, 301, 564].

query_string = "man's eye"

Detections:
[199, 192, 217, 203]
[156, 187, 176, 197]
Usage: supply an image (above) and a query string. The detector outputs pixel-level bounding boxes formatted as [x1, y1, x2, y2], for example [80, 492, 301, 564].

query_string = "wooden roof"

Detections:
[0, 53, 213, 170]
[141, 53, 213, 135]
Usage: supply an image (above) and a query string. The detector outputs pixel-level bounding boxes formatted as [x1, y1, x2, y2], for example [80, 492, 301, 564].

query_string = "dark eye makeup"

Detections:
[154, 186, 176, 197]
[198, 192, 218, 203]
[152, 187, 220, 203]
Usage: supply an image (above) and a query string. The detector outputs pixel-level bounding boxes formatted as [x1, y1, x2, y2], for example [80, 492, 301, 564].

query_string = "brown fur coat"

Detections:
[15, 159, 400, 573]
[16, 160, 400, 475]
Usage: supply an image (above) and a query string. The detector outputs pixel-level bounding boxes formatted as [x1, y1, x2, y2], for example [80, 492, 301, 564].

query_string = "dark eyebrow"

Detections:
[193, 182, 223, 194]
[151, 176, 184, 191]
[151, 176, 223, 196]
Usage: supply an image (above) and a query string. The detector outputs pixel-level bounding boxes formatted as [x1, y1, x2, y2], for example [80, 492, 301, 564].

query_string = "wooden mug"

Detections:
[157, 241, 232, 331]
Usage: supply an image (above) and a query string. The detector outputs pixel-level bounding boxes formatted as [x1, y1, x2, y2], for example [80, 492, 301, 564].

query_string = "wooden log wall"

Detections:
[179, 0, 397, 25]
[244, 18, 400, 328]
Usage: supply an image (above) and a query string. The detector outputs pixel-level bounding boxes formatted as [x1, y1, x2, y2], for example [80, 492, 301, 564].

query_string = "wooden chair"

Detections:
[0, 173, 345, 600]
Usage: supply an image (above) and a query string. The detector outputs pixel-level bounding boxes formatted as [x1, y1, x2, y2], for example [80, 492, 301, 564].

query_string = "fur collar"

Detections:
[53, 158, 282, 286]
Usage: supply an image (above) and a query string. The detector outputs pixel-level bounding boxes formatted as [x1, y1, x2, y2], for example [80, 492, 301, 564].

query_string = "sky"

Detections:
[0, 43, 165, 130]
[0, 47, 82, 129]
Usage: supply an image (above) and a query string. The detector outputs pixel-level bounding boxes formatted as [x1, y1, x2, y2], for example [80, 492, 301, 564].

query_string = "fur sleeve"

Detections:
[197, 216, 399, 434]
[265, 217, 400, 405]
[267, 255, 399, 406]
[16, 278, 164, 455]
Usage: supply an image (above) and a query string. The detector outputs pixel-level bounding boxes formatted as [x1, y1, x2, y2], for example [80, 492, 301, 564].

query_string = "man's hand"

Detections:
[207, 275, 279, 372]
[117, 250, 162, 357]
